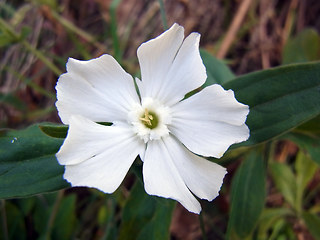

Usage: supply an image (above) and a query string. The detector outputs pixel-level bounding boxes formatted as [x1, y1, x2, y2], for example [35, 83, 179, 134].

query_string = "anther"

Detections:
[140, 109, 153, 126]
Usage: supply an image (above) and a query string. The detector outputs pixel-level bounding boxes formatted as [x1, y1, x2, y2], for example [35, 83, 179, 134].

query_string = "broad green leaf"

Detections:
[269, 162, 296, 208]
[223, 62, 320, 146]
[118, 179, 175, 240]
[303, 212, 320, 240]
[0, 124, 69, 199]
[282, 28, 320, 64]
[200, 49, 235, 85]
[285, 132, 320, 165]
[227, 149, 266, 238]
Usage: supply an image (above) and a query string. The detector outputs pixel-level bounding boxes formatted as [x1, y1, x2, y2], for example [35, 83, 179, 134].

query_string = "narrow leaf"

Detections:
[303, 212, 320, 240]
[295, 151, 317, 210]
[227, 149, 266, 238]
[52, 194, 77, 240]
[224, 62, 320, 146]
[2, 201, 27, 239]
[284, 132, 320, 165]
[257, 208, 293, 240]
[269, 162, 296, 208]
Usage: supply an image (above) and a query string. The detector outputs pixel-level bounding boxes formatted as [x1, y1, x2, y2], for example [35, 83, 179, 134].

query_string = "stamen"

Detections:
[140, 109, 153, 126]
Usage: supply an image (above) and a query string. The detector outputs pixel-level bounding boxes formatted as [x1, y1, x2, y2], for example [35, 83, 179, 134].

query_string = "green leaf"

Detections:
[296, 115, 320, 134]
[118, 179, 175, 240]
[1, 201, 27, 240]
[269, 162, 296, 208]
[284, 132, 320, 165]
[295, 151, 317, 210]
[33, 192, 59, 238]
[15, 197, 36, 216]
[227, 149, 266, 238]
[282, 28, 320, 64]
[200, 49, 235, 86]
[223, 62, 320, 146]
[257, 208, 293, 240]
[0, 124, 69, 199]
[39, 123, 68, 139]
[303, 211, 320, 240]
[52, 194, 77, 240]
[268, 218, 295, 240]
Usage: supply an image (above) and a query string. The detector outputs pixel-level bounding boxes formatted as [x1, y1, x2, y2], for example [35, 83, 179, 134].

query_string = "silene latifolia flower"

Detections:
[55, 23, 249, 214]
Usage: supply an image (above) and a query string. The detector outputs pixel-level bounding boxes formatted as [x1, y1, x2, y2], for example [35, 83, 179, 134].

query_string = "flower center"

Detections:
[140, 109, 158, 129]
[128, 97, 171, 143]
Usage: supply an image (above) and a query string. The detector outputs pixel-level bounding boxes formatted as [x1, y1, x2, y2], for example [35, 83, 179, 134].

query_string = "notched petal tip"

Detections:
[65, 54, 112, 72]
[137, 23, 184, 52]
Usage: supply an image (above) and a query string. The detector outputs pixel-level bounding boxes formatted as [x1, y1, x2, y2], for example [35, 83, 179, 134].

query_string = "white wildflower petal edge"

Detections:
[137, 23, 207, 106]
[170, 84, 250, 158]
[142, 135, 227, 214]
[56, 54, 140, 124]
[164, 136, 227, 201]
[56, 115, 145, 193]
[142, 136, 201, 214]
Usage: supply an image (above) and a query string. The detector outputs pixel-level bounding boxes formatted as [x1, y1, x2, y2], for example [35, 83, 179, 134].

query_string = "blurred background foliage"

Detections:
[1, 0, 320, 239]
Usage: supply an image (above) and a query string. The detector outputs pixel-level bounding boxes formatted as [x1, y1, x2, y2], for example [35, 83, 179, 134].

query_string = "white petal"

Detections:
[142, 136, 201, 214]
[165, 136, 227, 201]
[137, 24, 206, 105]
[170, 85, 250, 158]
[56, 115, 145, 193]
[137, 24, 184, 101]
[56, 54, 140, 124]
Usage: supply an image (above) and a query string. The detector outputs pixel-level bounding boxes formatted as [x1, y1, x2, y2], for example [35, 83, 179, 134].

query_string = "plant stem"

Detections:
[158, 0, 168, 30]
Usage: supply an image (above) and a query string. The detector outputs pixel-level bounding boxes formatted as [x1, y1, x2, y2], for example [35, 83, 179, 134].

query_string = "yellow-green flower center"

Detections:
[140, 109, 159, 129]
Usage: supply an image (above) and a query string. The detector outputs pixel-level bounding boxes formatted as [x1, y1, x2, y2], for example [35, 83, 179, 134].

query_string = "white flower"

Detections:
[55, 23, 249, 214]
